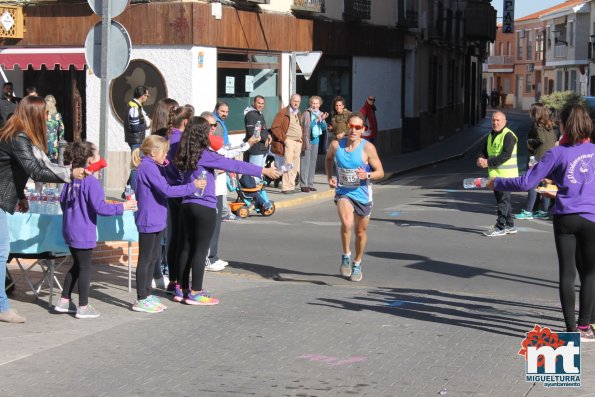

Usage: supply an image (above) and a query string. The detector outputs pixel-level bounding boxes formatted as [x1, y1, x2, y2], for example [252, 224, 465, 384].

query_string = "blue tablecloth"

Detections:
[8, 211, 139, 254]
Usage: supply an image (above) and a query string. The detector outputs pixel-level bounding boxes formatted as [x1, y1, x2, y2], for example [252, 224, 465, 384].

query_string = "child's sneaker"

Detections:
[148, 295, 167, 311]
[184, 290, 219, 306]
[75, 305, 100, 319]
[54, 299, 77, 314]
[340, 254, 352, 277]
[172, 284, 186, 302]
[514, 210, 533, 219]
[578, 326, 595, 343]
[132, 298, 164, 313]
[166, 281, 177, 295]
[350, 264, 363, 282]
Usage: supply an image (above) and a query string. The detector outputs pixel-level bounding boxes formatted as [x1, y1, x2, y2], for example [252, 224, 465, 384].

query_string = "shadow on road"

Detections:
[310, 287, 563, 338]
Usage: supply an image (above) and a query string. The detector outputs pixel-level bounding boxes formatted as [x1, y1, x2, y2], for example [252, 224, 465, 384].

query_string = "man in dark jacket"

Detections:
[243, 96, 271, 174]
[124, 86, 150, 191]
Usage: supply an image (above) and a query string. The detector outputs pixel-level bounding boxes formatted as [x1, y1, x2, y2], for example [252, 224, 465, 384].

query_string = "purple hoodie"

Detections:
[135, 156, 198, 233]
[60, 175, 124, 249]
[165, 128, 183, 185]
[181, 149, 263, 208]
[495, 142, 595, 222]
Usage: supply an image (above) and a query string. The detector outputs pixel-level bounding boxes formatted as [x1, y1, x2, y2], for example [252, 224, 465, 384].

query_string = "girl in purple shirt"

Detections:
[132, 135, 202, 313]
[55, 141, 136, 319]
[489, 104, 595, 341]
[173, 117, 279, 305]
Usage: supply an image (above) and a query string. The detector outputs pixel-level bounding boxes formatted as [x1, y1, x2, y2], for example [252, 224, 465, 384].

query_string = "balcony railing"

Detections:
[554, 44, 567, 58]
[343, 0, 371, 20]
[487, 55, 514, 65]
[291, 0, 325, 13]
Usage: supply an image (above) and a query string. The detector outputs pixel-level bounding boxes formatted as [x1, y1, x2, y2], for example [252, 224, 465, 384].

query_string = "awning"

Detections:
[0, 48, 85, 71]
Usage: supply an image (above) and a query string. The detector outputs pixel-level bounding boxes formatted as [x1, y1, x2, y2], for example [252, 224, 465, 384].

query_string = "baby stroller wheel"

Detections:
[261, 202, 275, 217]
[237, 206, 250, 218]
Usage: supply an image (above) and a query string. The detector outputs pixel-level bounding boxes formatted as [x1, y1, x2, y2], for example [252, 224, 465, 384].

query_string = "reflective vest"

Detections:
[487, 127, 518, 178]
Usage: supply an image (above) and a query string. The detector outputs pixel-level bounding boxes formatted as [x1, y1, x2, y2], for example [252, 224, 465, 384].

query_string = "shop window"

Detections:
[217, 51, 280, 132]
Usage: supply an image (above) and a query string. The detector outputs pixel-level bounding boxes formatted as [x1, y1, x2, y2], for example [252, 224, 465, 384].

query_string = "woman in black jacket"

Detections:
[0, 96, 87, 324]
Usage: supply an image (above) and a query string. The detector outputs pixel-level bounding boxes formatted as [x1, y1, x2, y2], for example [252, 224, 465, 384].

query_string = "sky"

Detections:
[491, 0, 568, 20]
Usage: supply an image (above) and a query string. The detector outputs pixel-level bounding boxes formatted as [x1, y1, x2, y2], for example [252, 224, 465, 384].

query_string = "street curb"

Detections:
[273, 188, 335, 209]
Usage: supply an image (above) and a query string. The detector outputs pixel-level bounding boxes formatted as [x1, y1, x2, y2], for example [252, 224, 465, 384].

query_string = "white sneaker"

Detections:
[205, 260, 226, 272]
[216, 259, 229, 268]
[153, 275, 169, 289]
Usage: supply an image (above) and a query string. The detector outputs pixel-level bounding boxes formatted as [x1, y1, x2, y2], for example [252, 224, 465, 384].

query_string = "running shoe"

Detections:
[172, 284, 186, 302]
[132, 298, 164, 313]
[350, 264, 363, 282]
[533, 210, 550, 219]
[514, 210, 533, 220]
[205, 259, 226, 272]
[184, 290, 219, 306]
[75, 305, 100, 319]
[54, 299, 77, 314]
[578, 327, 595, 343]
[504, 226, 518, 234]
[483, 225, 506, 237]
[148, 295, 168, 311]
[340, 254, 352, 277]
[166, 281, 177, 295]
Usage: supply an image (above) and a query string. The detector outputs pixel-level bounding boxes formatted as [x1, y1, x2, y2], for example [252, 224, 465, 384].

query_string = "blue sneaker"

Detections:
[350, 264, 363, 282]
[533, 210, 550, 219]
[514, 210, 533, 220]
[172, 284, 185, 303]
[340, 254, 352, 277]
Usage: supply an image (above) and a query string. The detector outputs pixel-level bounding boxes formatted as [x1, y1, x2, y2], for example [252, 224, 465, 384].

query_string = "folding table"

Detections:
[5, 211, 139, 306]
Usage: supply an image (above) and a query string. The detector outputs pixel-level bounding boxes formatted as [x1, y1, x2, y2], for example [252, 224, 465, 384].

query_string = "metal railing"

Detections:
[487, 55, 514, 65]
[553, 44, 567, 58]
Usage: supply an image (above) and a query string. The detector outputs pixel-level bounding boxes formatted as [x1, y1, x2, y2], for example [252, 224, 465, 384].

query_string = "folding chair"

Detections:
[5, 252, 70, 306]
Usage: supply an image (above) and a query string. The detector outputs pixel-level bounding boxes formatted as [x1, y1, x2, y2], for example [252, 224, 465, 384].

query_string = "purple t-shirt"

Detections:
[495, 142, 595, 222]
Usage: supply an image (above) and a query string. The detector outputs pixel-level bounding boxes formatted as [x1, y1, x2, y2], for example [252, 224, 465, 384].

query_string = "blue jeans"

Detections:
[0, 209, 11, 312]
[249, 154, 267, 184]
[128, 143, 141, 190]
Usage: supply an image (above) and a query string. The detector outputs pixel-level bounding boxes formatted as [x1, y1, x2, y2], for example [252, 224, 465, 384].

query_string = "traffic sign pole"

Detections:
[98, 0, 111, 187]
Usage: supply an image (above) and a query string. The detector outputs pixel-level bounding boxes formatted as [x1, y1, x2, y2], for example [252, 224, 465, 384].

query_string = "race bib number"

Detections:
[337, 167, 360, 187]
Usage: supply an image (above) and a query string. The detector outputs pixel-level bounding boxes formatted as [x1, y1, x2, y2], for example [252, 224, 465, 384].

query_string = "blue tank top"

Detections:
[335, 138, 372, 204]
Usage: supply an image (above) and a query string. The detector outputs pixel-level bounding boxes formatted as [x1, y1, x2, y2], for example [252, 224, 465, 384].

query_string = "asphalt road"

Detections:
[219, 111, 561, 303]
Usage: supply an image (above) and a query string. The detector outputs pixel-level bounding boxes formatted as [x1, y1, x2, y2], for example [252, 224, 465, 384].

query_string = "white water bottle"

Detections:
[124, 185, 137, 210]
[253, 120, 262, 140]
[463, 177, 488, 189]
[528, 155, 538, 168]
[195, 170, 208, 197]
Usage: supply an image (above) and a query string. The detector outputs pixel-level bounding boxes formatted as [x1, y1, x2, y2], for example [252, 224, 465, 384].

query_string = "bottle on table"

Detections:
[463, 177, 488, 189]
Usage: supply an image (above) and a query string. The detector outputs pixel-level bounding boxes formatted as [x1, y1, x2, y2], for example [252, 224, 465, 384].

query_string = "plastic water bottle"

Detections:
[195, 170, 208, 197]
[124, 185, 137, 210]
[528, 155, 538, 168]
[228, 172, 238, 190]
[463, 177, 488, 189]
[281, 163, 293, 173]
[253, 120, 262, 140]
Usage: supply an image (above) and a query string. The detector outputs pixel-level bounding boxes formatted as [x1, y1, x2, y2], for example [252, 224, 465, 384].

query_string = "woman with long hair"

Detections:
[489, 104, 595, 341]
[150, 98, 178, 137]
[0, 96, 87, 323]
[44, 95, 65, 163]
[514, 103, 558, 220]
[172, 117, 279, 305]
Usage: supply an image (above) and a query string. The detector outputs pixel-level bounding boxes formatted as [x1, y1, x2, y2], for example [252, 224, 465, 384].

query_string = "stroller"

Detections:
[227, 173, 276, 218]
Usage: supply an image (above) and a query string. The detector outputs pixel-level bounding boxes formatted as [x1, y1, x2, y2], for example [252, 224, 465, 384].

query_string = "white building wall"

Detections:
[352, 56, 402, 130]
[86, 46, 217, 151]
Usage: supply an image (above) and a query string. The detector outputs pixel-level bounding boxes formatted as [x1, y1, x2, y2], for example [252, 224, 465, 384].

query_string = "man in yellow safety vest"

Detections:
[477, 111, 519, 237]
